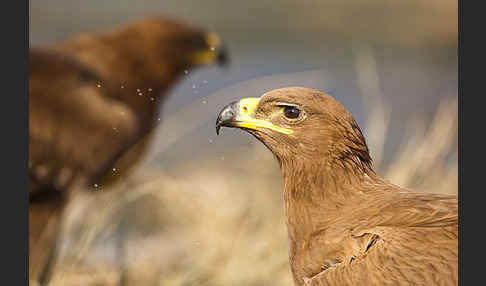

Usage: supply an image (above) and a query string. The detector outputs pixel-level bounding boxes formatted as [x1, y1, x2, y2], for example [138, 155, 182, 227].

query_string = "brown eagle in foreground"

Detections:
[216, 87, 457, 285]
[30, 17, 227, 284]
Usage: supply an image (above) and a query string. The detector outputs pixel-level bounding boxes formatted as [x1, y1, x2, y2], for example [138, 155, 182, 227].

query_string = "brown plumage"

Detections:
[29, 16, 227, 283]
[216, 87, 457, 285]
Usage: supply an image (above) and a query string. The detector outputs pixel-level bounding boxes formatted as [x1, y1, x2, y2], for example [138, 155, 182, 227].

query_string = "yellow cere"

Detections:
[239, 98, 261, 116]
[205, 32, 222, 49]
[235, 97, 294, 135]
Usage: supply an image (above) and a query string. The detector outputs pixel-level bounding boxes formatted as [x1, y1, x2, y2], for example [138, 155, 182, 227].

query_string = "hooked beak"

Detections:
[215, 98, 293, 135]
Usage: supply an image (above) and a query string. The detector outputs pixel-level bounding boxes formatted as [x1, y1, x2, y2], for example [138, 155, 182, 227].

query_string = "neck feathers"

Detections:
[280, 118, 375, 207]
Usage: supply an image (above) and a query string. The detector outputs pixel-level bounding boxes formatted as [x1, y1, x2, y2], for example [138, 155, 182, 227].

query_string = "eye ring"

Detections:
[282, 106, 302, 120]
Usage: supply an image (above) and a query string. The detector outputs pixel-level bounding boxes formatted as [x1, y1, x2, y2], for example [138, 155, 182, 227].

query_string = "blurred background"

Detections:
[30, 0, 457, 285]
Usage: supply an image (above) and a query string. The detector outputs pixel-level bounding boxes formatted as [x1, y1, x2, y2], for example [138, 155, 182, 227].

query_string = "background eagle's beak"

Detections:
[216, 44, 229, 67]
[191, 32, 229, 67]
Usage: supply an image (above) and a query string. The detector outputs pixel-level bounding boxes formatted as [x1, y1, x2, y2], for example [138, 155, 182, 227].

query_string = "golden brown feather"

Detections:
[216, 87, 457, 286]
[29, 16, 227, 283]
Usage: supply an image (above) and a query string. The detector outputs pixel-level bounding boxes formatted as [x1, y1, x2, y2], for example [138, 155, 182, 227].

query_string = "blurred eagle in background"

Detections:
[29, 16, 227, 284]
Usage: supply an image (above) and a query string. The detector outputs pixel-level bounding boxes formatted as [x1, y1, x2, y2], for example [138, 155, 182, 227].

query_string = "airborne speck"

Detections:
[150, 97, 155, 101]
[97, 84, 101, 88]
[121, 85, 125, 89]
[112, 168, 116, 172]
[184, 70, 189, 75]
[157, 118, 161, 121]
[93, 184, 98, 188]
[136, 88, 140, 92]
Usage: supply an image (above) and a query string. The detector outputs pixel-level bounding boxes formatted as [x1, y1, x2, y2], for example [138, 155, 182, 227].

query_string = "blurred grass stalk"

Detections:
[352, 40, 390, 170]
[47, 50, 457, 285]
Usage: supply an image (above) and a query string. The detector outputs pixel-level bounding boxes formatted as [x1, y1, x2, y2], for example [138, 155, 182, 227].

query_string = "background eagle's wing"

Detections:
[29, 48, 139, 194]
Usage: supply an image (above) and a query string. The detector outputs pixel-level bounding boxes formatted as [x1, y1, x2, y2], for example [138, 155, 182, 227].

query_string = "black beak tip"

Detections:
[215, 101, 238, 135]
[217, 45, 229, 68]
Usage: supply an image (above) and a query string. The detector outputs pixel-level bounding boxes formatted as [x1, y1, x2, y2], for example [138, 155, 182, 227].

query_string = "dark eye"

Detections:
[283, 106, 301, 119]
